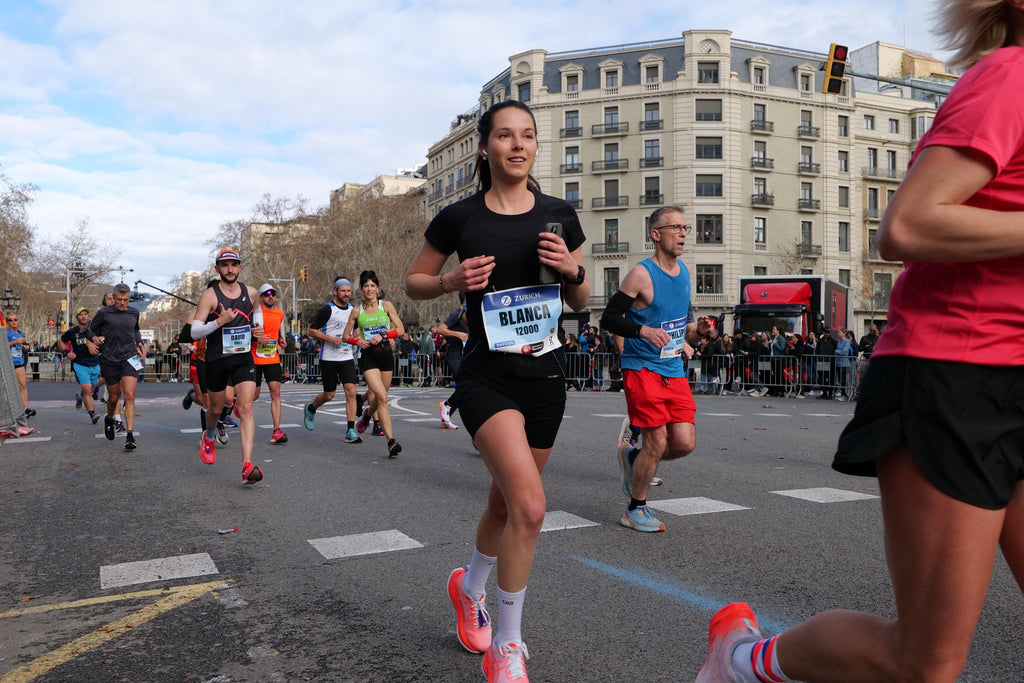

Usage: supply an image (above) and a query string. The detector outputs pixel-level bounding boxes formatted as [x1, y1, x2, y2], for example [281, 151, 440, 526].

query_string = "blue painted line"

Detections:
[571, 556, 791, 634]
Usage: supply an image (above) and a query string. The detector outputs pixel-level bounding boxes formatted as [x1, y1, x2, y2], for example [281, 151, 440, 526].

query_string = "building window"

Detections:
[838, 221, 849, 252]
[563, 110, 580, 137]
[753, 66, 765, 85]
[643, 102, 661, 129]
[888, 118, 899, 134]
[604, 143, 619, 162]
[753, 140, 767, 162]
[643, 176, 661, 205]
[838, 269, 850, 287]
[913, 115, 931, 138]
[800, 73, 811, 91]
[564, 146, 580, 173]
[753, 103, 766, 122]
[838, 115, 849, 137]
[838, 150, 849, 172]
[868, 187, 880, 212]
[604, 106, 619, 128]
[754, 177, 767, 195]
[695, 214, 723, 244]
[696, 174, 723, 197]
[698, 62, 720, 83]
[696, 136, 723, 159]
[868, 228, 878, 258]
[604, 218, 619, 247]
[605, 70, 619, 88]
[645, 65, 659, 83]
[696, 99, 722, 121]
[754, 266, 768, 276]
[644, 138, 661, 161]
[603, 267, 620, 297]
[800, 182, 814, 200]
[874, 272, 893, 307]
[565, 73, 579, 92]
[603, 179, 620, 206]
[517, 81, 531, 102]
[800, 221, 813, 245]
[887, 150, 898, 172]
[864, 114, 875, 130]
[838, 185, 850, 208]
[800, 145, 813, 164]
[565, 182, 580, 208]
[695, 265, 724, 294]
[754, 217, 767, 245]
[867, 147, 878, 170]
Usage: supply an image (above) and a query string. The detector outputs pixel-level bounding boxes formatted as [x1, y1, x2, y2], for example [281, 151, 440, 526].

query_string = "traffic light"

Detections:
[300, 267, 308, 283]
[822, 43, 849, 94]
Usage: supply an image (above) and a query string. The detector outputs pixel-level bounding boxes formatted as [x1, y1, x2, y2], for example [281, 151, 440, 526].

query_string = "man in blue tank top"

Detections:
[600, 206, 711, 532]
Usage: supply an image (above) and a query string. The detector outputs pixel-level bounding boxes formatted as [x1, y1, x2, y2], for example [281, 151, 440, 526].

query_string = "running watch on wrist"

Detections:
[563, 265, 586, 286]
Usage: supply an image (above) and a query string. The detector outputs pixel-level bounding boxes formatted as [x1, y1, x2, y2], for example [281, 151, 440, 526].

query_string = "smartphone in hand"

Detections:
[539, 222, 563, 284]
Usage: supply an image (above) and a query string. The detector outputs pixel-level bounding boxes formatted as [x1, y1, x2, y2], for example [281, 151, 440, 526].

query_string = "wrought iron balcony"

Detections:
[750, 119, 774, 133]
[751, 193, 775, 206]
[797, 162, 821, 174]
[797, 124, 820, 138]
[560, 127, 582, 138]
[797, 243, 822, 256]
[640, 156, 663, 168]
[592, 241, 630, 255]
[639, 193, 664, 206]
[592, 195, 629, 209]
[798, 198, 821, 211]
[591, 122, 629, 136]
[640, 120, 663, 131]
[862, 166, 905, 180]
[751, 156, 774, 169]
[560, 163, 582, 174]
[592, 159, 628, 172]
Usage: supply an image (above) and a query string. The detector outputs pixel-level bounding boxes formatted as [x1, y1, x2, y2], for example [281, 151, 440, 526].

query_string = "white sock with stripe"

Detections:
[733, 635, 791, 683]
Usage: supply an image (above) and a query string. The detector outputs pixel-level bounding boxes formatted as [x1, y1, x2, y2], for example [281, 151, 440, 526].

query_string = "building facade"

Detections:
[425, 30, 955, 335]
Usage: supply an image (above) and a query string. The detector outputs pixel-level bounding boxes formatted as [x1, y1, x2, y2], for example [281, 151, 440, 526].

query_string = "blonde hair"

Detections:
[935, 0, 1017, 69]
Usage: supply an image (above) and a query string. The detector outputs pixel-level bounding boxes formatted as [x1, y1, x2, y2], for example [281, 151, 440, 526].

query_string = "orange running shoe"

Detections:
[696, 602, 763, 683]
[447, 567, 492, 654]
[482, 640, 529, 682]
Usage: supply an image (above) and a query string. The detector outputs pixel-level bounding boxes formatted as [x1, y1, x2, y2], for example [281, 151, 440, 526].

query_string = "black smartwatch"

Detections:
[563, 265, 586, 286]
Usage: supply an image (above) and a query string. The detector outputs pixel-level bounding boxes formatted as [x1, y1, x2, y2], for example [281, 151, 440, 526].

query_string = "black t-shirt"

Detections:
[90, 306, 142, 362]
[61, 325, 99, 366]
[425, 189, 585, 378]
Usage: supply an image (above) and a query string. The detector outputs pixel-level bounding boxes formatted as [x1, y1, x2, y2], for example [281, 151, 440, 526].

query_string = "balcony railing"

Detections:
[639, 193, 664, 206]
[592, 159, 628, 172]
[592, 241, 629, 255]
[444, 183, 454, 194]
[560, 163, 582, 174]
[864, 207, 881, 221]
[640, 119, 663, 131]
[592, 195, 629, 209]
[798, 198, 820, 211]
[751, 193, 775, 206]
[560, 127, 582, 138]
[751, 119, 774, 133]
[862, 166, 905, 180]
[640, 156, 663, 168]
[751, 156, 774, 169]
[591, 122, 629, 136]
[797, 161, 821, 174]
[566, 198, 582, 210]
[797, 243, 822, 256]
[797, 124, 820, 138]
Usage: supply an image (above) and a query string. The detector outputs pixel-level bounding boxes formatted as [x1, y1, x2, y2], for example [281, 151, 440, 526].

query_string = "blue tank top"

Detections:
[621, 258, 691, 378]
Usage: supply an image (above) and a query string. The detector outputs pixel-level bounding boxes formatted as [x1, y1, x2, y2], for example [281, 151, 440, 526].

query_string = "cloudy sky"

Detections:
[1, 0, 949, 289]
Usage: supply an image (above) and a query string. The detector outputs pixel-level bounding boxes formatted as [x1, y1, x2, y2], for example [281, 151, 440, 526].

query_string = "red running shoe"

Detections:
[242, 461, 263, 485]
[200, 431, 216, 464]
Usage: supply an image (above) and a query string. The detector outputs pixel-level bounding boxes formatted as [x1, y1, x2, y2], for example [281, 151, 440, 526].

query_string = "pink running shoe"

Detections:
[482, 640, 529, 682]
[200, 431, 216, 465]
[356, 406, 371, 434]
[696, 602, 763, 683]
[447, 567, 492, 654]
[242, 461, 263, 485]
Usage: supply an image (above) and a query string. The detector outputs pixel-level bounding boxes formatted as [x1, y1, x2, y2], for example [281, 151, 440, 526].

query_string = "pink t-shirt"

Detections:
[873, 46, 1024, 365]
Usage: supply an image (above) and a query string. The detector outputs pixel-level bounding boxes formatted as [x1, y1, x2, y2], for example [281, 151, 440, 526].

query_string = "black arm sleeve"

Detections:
[600, 291, 643, 338]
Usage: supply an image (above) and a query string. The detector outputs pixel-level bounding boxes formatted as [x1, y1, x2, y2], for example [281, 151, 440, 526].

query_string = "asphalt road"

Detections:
[1, 380, 1021, 682]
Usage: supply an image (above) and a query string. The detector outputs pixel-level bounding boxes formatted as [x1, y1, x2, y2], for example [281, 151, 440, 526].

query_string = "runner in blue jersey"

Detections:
[600, 205, 712, 532]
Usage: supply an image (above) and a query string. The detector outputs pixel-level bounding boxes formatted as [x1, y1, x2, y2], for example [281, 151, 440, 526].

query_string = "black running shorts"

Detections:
[455, 362, 566, 450]
[254, 362, 284, 386]
[206, 354, 256, 393]
[320, 359, 357, 392]
[358, 345, 394, 374]
[834, 356, 1024, 510]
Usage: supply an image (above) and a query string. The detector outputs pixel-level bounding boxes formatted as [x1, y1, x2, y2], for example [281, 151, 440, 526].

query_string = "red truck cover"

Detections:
[742, 282, 812, 306]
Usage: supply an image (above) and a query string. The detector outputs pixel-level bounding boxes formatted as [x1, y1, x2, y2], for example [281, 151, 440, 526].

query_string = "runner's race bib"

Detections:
[659, 317, 688, 359]
[363, 325, 390, 341]
[254, 339, 277, 358]
[222, 325, 252, 354]
[11, 343, 22, 360]
[127, 354, 144, 372]
[482, 284, 562, 356]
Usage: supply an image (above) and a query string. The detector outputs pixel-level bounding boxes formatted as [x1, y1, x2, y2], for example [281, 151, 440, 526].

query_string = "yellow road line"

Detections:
[0, 580, 230, 683]
[0, 580, 230, 619]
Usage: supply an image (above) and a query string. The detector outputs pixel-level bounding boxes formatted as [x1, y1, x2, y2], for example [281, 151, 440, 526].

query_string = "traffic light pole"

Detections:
[846, 69, 953, 96]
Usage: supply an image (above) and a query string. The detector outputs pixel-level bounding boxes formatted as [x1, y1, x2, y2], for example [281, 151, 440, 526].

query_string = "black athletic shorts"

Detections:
[455, 362, 566, 450]
[358, 345, 394, 374]
[320, 359, 357, 393]
[834, 356, 1024, 510]
[206, 354, 256, 393]
[254, 362, 284, 386]
[100, 356, 142, 385]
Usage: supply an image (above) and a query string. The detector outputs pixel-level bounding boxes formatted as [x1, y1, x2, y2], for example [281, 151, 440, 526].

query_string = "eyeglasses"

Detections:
[261, 291, 277, 297]
[8, 318, 17, 322]
[655, 223, 692, 235]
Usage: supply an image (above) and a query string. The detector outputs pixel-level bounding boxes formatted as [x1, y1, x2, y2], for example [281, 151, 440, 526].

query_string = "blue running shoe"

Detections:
[344, 428, 362, 444]
[620, 505, 665, 532]
[304, 403, 316, 431]
[222, 416, 239, 428]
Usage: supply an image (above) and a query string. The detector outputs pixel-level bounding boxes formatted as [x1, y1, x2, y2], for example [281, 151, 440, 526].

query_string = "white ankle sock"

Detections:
[462, 547, 496, 598]
[494, 585, 526, 646]
[733, 636, 790, 683]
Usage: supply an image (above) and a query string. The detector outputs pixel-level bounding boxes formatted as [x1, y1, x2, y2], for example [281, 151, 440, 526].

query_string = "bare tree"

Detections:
[0, 165, 37, 296]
